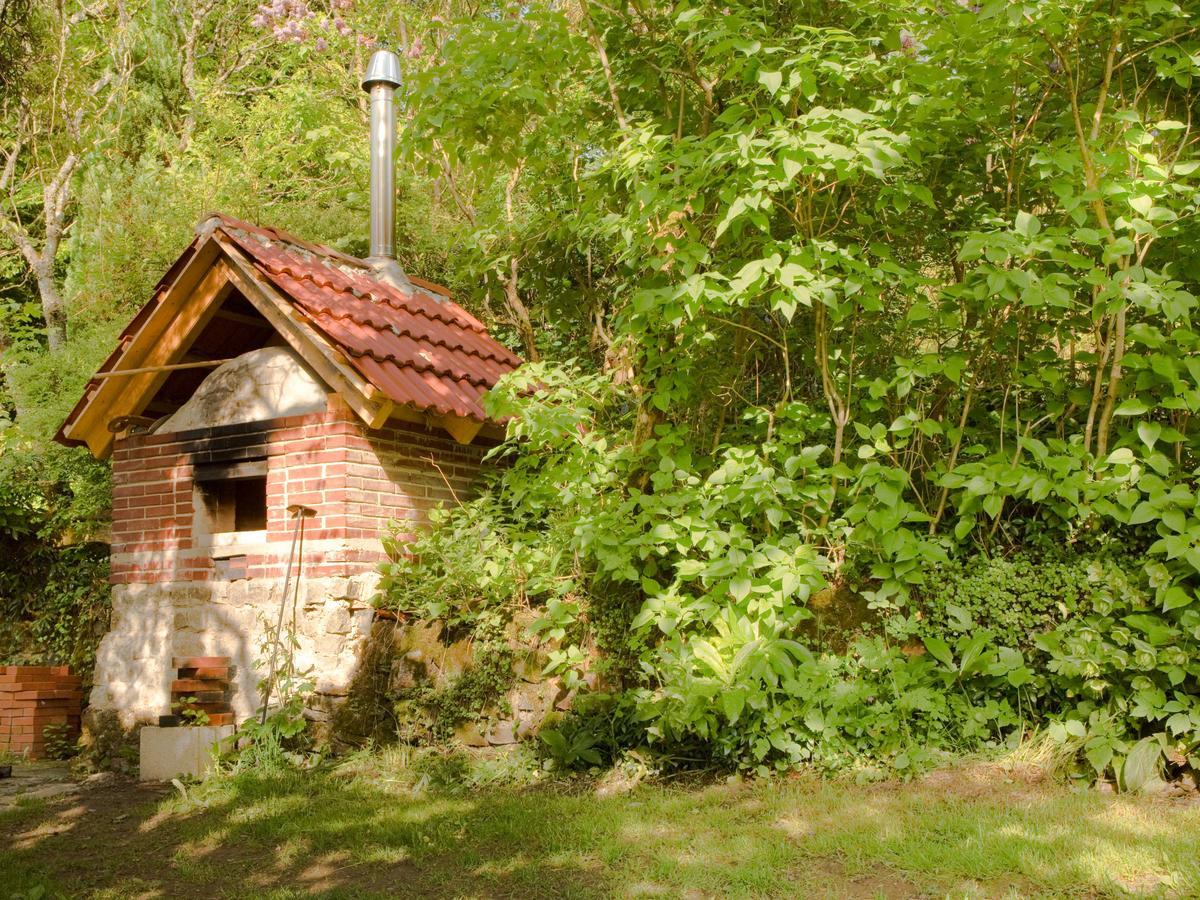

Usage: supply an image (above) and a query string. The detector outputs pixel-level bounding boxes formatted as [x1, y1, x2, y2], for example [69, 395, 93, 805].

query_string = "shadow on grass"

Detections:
[1, 770, 613, 899]
[2, 764, 1199, 898]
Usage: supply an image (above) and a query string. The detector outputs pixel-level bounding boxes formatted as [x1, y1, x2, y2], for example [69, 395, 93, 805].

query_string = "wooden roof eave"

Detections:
[211, 233, 395, 430]
[58, 236, 228, 458]
[215, 234, 497, 445]
[58, 228, 508, 457]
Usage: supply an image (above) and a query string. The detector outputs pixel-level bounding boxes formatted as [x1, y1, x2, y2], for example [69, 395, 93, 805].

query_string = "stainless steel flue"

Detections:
[361, 50, 411, 289]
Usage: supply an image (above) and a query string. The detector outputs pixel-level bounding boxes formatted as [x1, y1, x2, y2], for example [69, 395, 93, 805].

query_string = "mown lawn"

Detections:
[3, 756, 1199, 898]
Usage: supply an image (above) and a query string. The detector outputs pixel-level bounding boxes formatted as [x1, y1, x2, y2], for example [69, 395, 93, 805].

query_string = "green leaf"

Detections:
[758, 70, 783, 95]
[1138, 421, 1162, 450]
[730, 577, 752, 601]
[692, 640, 726, 676]
[722, 688, 746, 724]
[923, 636, 954, 668]
[1121, 737, 1163, 793]
[1115, 399, 1151, 416]
[1162, 585, 1192, 612]
[1129, 502, 1158, 525]
[1015, 210, 1040, 237]
[1106, 448, 1135, 466]
[1086, 741, 1113, 775]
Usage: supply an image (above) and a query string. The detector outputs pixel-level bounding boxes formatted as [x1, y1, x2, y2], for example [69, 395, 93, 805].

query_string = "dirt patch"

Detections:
[796, 856, 927, 898]
[915, 759, 1053, 803]
[2, 771, 176, 888]
[0, 762, 80, 809]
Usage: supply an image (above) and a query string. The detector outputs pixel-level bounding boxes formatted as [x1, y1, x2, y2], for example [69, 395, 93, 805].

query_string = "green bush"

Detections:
[0, 538, 110, 685]
[909, 552, 1135, 653]
[373, 363, 1200, 786]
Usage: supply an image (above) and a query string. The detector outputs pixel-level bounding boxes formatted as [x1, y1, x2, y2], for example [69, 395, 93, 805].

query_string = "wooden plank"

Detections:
[434, 413, 484, 445]
[93, 358, 233, 379]
[213, 235, 391, 429]
[64, 237, 222, 447]
[80, 266, 232, 457]
[380, 405, 503, 445]
[367, 398, 396, 430]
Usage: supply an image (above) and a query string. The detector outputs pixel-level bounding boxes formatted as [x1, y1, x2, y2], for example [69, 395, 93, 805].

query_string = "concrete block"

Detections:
[139, 725, 235, 782]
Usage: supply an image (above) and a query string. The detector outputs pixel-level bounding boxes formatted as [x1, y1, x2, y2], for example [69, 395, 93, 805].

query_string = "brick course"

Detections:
[109, 406, 487, 585]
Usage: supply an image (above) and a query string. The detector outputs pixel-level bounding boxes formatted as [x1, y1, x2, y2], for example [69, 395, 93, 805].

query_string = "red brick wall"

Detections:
[110, 405, 487, 585]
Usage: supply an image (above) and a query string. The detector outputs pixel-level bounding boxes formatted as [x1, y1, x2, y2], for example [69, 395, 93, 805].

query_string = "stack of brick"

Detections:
[169, 656, 235, 726]
[0, 666, 82, 758]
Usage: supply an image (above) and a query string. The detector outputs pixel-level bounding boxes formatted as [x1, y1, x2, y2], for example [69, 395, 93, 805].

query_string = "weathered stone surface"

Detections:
[155, 347, 327, 434]
[322, 601, 352, 635]
[486, 720, 517, 745]
[437, 639, 474, 683]
[454, 721, 488, 748]
[88, 576, 379, 729]
[513, 648, 550, 683]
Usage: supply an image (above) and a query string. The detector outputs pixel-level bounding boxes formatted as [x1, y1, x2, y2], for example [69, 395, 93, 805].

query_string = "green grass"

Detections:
[2, 755, 1199, 898]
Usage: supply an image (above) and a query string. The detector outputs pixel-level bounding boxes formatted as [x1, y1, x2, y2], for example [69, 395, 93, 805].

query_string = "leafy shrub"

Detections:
[538, 692, 649, 771]
[0, 422, 111, 686]
[1032, 558, 1200, 782]
[909, 552, 1135, 653]
[374, 361, 1200, 787]
[0, 538, 110, 685]
[40, 722, 77, 760]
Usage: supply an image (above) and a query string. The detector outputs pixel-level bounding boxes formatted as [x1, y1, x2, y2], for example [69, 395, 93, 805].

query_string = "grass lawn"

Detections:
[3, 754, 1200, 898]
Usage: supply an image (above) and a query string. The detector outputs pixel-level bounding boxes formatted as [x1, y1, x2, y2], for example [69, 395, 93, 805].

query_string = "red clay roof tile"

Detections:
[213, 214, 521, 423]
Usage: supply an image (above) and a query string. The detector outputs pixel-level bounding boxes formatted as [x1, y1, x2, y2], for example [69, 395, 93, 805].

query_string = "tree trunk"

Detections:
[504, 256, 539, 362]
[34, 261, 67, 351]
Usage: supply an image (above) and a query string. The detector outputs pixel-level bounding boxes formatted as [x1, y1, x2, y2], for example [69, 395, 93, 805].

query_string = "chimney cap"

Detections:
[362, 49, 402, 91]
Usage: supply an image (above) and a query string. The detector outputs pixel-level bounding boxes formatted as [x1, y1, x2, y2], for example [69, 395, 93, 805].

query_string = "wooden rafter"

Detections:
[93, 358, 234, 379]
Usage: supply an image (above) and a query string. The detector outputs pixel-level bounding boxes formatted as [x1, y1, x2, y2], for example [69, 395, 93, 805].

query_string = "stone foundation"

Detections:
[347, 611, 575, 751]
[88, 573, 378, 730]
[89, 405, 489, 746]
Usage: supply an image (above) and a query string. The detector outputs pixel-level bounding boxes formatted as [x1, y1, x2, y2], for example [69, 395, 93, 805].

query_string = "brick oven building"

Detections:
[55, 211, 521, 730]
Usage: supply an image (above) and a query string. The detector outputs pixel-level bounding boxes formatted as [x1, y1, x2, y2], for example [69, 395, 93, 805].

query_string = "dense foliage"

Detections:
[2, 0, 1199, 785]
[377, 0, 1200, 786]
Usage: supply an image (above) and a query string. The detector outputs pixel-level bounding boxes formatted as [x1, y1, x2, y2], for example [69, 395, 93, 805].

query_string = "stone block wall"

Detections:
[89, 402, 488, 731]
[329, 611, 579, 753]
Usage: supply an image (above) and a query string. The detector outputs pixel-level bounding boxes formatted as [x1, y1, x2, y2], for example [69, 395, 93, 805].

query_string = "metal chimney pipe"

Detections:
[361, 50, 412, 289]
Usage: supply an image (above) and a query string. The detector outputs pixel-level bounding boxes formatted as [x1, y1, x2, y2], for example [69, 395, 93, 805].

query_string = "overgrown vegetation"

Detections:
[2, 0, 1199, 787]
[375, 0, 1200, 788]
